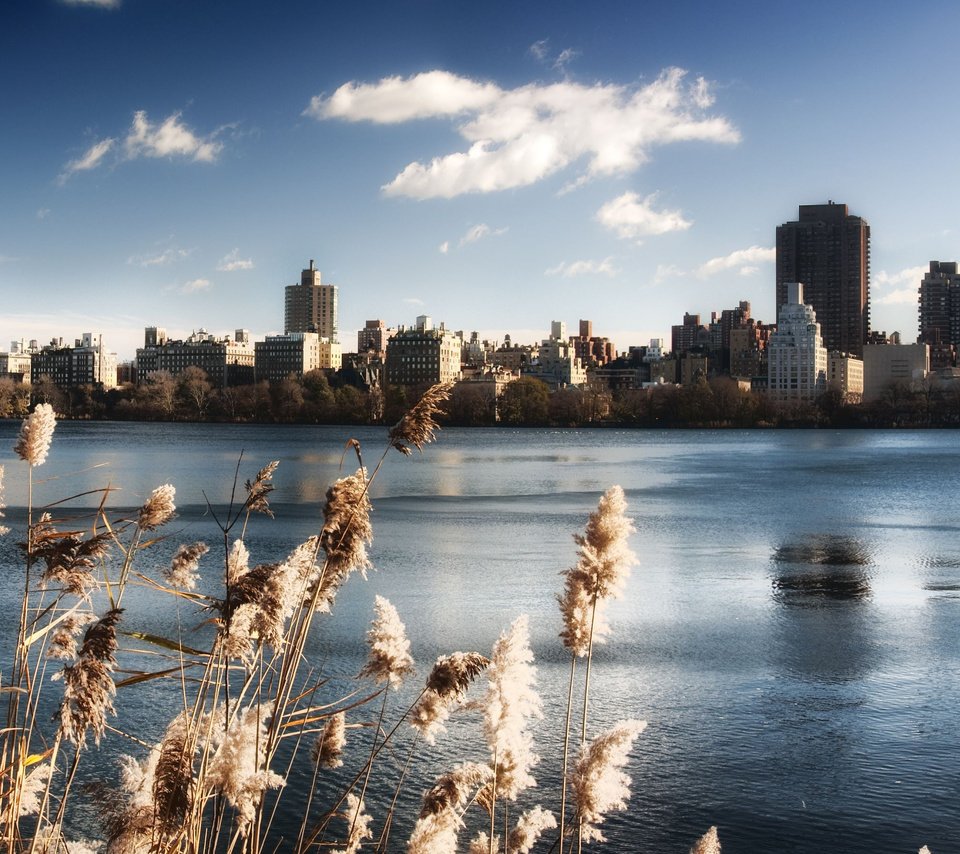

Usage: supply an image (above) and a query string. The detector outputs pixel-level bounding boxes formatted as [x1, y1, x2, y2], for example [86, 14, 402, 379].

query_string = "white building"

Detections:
[862, 343, 929, 402]
[768, 282, 828, 401]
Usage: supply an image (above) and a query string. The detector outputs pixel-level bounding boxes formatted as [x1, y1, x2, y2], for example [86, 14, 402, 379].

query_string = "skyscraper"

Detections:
[284, 260, 338, 341]
[918, 261, 960, 367]
[776, 202, 870, 358]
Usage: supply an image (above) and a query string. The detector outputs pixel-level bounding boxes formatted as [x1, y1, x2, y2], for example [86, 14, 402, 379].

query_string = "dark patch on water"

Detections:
[771, 535, 873, 602]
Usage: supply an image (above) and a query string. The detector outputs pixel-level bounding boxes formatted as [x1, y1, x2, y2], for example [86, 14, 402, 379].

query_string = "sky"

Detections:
[3, 0, 959, 361]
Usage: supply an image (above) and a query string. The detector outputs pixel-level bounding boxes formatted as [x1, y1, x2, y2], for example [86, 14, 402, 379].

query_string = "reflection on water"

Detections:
[771, 534, 873, 603]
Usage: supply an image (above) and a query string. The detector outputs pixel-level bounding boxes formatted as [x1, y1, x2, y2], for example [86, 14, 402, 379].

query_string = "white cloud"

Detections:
[58, 137, 116, 183]
[875, 287, 919, 306]
[596, 191, 692, 242]
[179, 278, 211, 294]
[60, 0, 120, 7]
[697, 245, 775, 277]
[553, 48, 580, 72]
[36, 209, 50, 220]
[125, 111, 222, 162]
[529, 40, 549, 62]
[654, 263, 684, 284]
[458, 223, 508, 247]
[129, 247, 191, 267]
[873, 265, 926, 289]
[217, 248, 254, 271]
[438, 241, 450, 254]
[545, 257, 618, 278]
[402, 297, 425, 306]
[306, 67, 739, 199]
[60, 111, 223, 182]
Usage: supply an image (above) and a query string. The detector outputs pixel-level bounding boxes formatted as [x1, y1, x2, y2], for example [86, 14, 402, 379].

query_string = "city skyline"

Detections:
[3, 0, 960, 361]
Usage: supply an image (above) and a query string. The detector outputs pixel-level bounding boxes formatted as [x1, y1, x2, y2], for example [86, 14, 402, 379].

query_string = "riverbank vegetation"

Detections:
[4, 369, 960, 429]
[0, 388, 729, 852]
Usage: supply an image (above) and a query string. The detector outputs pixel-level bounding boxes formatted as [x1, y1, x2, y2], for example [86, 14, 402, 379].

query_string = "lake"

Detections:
[1, 421, 958, 853]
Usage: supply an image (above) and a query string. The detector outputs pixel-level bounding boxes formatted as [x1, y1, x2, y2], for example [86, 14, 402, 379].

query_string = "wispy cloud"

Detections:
[654, 263, 684, 284]
[402, 297, 425, 306]
[36, 209, 50, 220]
[438, 241, 450, 254]
[59, 138, 116, 184]
[873, 264, 926, 305]
[697, 245, 775, 277]
[128, 246, 191, 267]
[527, 40, 579, 72]
[596, 192, 691, 242]
[217, 248, 254, 271]
[179, 278, 211, 294]
[458, 223, 508, 247]
[60, 0, 121, 7]
[60, 111, 223, 182]
[545, 257, 618, 278]
[305, 68, 738, 199]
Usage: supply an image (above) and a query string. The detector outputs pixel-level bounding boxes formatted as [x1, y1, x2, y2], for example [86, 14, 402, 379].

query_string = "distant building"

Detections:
[862, 342, 930, 402]
[671, 312, 705, 355]
[571, 319, 615, 367]
[525, 327, 586, 388]
[136, 328, 254, 387]
[284, 260, 338, 341]
[918, 261, 960, 368]
[776, 201, 870, 358]
[767, 283, 828, 401]
[358, 320, 393, 357]
[32, 333, 117, 390]
[255, 332, 323, 383]
[828, 353, 864, 403]
[0, 346, 33, 383]
[729, 320, 770, 379]
[385, 318, 462, 387]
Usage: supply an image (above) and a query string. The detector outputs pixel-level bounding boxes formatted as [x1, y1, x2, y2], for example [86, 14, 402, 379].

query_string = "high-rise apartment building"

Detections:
[776, 202, 870, 358]
[284, 260, 338, 341]
[918, 261, 960, 368]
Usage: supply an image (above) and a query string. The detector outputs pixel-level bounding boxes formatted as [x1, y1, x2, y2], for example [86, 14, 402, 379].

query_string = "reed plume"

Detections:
[411, 652, 489, 744]
[311, 711, 346, 768]
[47, 612, 96, 661]
[689, 825, 721, 854]
[482, 615, 542, 803]
[31, 520, 112, 598]
[507, 806, 557, 854]
[56, 608, 123, 745]
[14, 402, 56, 467]
[334, 793, 373, 854]
[0, 465, 8, 537]
[409, 763, 492, 853]
[17, 762, 51, 819]
[205, 702, 285, 836]
[359, 595, 414, 688]
[388, 382, 453, 456]
[137, 483, 176, 531]
[558, 485, 636, 657]
[244, 460, 279, 518]
[165, 541, 209, 590]
[570, 719, 646, 844]
[319, 468, 373, 579]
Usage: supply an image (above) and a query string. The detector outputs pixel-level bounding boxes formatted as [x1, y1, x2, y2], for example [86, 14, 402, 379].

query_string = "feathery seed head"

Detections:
[359, 595, 415, 687]
[336, 793, 374, 854]
[34, 526, 111, 598]
[507, 806, 557, 854]
[559, 485, 636, 656]
[690, 825, 721, 854]
[137, 483, 176, 531]
[245, 460, 279, 518]
[47, 612, 97, 661]
[57, 608, 123, 745]
[227, 538, 250, 584]
[312, 711, 346, 768]
[320, 468, 373, 579]
[419, 762, 493, 818]
[152, 713, 196, 841]
[571, 718, 647, 844]
[388, 381, 453, 455]
[14, 403, 56, 467]
[165, 541, 209, 590]
[412, 652, 490, 743]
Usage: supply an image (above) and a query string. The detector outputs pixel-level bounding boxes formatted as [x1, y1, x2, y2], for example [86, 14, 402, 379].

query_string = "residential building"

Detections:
[136, 328, 255, 387]
[284, 260, 338, 341]
[31, 333, 118, 390]
[0, 347, 33, 382]
[918, 261, 960, 368]
[384, 319, 462, 387]
[862, 343, 930, 402]
[828, 353, 864, 402]
[255, 332, 323, 383]
[767, 283, 828, 401]
[525, 327, 586, 388]
[729, 320, 770, 379]
[776, 201, 870, 357]
[571, 319, 615, 367]
[358, 320, 393, 357]
[671, 313, 705, 355]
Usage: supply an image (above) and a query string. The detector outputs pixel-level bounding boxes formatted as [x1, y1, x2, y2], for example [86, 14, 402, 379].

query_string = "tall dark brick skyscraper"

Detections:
[776, 202, 870, 357]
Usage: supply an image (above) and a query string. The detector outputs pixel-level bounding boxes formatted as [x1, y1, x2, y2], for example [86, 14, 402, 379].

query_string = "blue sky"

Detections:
[2, 0, 959, 360]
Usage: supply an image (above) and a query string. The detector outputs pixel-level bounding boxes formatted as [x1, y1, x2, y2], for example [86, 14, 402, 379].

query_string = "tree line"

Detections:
[2, 369, 960, 428]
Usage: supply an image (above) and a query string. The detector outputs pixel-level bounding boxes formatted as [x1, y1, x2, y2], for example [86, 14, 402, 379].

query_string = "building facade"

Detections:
[284, 260, 338, 341]
[776, 201, 870, 358]
[918, 260, 960, 368]
[136, 328, 255, 387]
[767, 283, 828, 401]
[31, 333, 118, 389]
[384, 320, 462, 387]
[862, 343, 930, 402]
